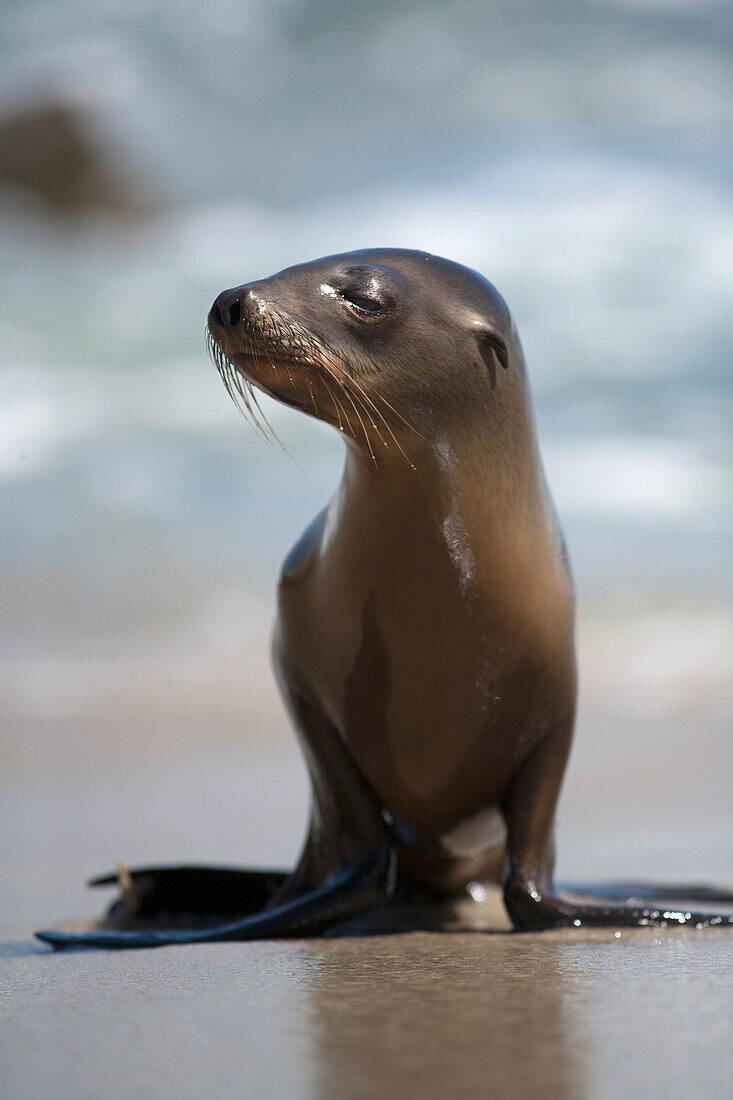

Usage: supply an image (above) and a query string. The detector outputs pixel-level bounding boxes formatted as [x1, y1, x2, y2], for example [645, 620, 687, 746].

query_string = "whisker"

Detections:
[299, 361, 320, 422]
[248, 380, 282, 446]
[236, 331, 275, 446]
[319, 370, 351, 437]
[207, 316, 420, 472]
[345, 376, 413, 466]
[318, 347, 400, 459]
[333, 371, 377, 464]
[318, 339, 423, 467]
[207, 326, 286, 454]
[339, 374, 392, 452]
[353, 372, 424, 450]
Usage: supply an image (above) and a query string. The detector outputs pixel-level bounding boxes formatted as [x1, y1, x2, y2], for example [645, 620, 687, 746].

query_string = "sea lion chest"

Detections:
[275, 476, 572, 836]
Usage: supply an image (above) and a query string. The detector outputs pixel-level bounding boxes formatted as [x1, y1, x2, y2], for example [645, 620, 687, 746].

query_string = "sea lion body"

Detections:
[274, 426, 573, 894]
[37, 250, 732, 949]
[248, 248, 573, 903]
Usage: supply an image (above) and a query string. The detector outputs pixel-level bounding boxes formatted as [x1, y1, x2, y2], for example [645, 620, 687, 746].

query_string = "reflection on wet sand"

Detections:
[301, 933, 590, 1099]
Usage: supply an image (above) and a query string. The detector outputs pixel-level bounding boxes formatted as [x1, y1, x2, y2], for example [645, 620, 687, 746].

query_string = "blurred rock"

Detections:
[0, 98, 151, 218]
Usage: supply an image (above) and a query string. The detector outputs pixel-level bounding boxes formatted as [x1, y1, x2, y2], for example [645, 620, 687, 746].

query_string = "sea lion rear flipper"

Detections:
[89, 864, 290, 923]
[502, 719, 733, 931]
[36, 684, 396, 951]
[35, 841, 394, 950]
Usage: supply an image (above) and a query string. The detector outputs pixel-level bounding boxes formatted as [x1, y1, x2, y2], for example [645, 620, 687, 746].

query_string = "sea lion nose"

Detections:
[226, 298, 241, 326]
[210, 288, 245, 330]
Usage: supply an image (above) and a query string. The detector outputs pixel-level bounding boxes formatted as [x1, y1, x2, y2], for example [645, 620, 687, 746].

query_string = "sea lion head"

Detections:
[207, 249, 522, 457]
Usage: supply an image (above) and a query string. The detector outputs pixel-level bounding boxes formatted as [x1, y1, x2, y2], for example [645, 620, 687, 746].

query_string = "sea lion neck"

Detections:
[338, 411, 544, 535]
[338, 369, 543, 512]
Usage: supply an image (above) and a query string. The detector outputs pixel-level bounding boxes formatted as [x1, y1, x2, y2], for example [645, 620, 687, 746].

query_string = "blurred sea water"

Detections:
[0, 0, 730, 807]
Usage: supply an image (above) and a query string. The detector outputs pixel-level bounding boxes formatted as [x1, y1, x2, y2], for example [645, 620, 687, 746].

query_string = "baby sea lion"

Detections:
[37, 249, 732, 948]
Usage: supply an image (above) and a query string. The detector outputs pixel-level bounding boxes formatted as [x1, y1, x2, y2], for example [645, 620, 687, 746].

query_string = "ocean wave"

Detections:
[1, 150, 730, 503]
[544, 435, 729, 519]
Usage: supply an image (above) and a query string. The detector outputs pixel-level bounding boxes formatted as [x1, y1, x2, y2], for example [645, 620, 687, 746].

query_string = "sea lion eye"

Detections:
[338, 288, 385, 315]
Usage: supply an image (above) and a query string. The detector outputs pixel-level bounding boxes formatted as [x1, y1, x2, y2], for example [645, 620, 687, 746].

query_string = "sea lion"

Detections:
[37, 249, 732, 949]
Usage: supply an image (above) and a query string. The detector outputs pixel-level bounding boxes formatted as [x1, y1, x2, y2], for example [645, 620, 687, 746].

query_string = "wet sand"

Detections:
[3, 928, 731, 1100]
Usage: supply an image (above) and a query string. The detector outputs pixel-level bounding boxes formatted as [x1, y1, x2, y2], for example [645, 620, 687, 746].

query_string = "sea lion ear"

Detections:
[474, 325, 509, 390]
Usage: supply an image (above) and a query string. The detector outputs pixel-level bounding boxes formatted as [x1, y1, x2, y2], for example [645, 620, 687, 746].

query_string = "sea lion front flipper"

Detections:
[35, 840, 394, 950]
[88, 864, 290, 924]
[504, 887, 733, 931]
[502, 719, 733, 931]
